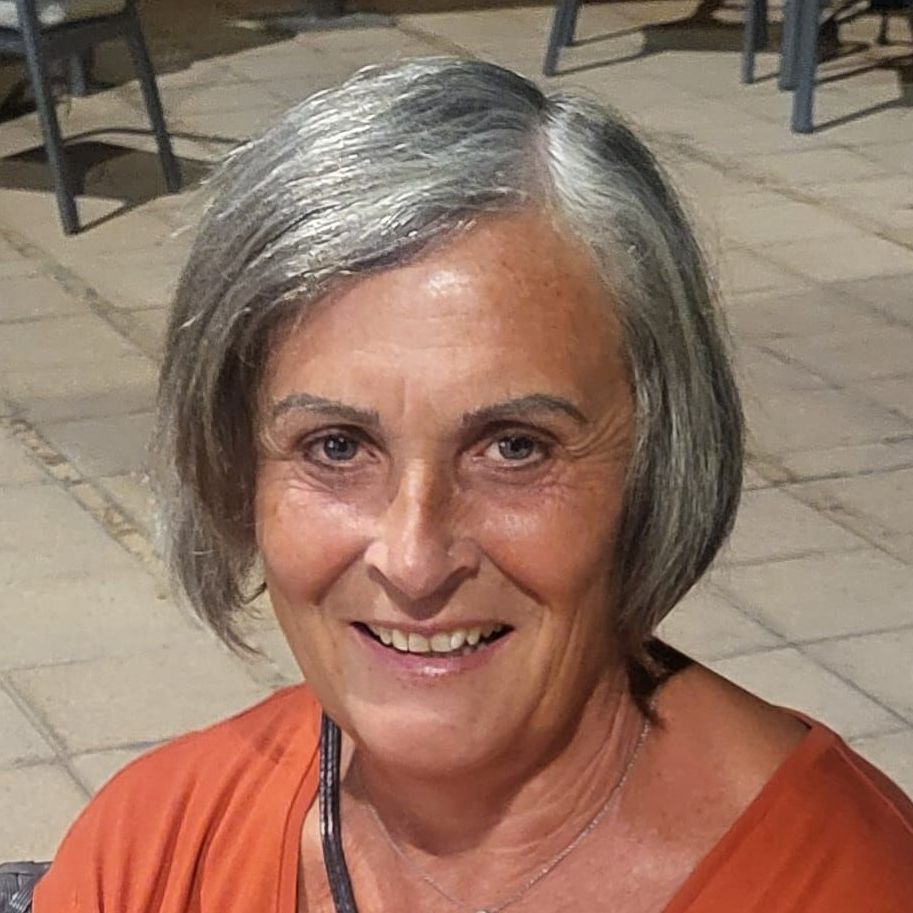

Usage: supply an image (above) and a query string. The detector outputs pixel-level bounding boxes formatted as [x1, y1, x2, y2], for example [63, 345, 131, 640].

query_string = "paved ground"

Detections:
[1, 0, 911, 859]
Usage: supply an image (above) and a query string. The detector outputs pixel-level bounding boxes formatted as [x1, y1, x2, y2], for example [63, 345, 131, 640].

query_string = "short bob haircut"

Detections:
[155, 57, 743, 687]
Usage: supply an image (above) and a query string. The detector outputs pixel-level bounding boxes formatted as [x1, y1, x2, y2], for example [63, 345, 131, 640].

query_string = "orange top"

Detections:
[35, 685, 913, 913]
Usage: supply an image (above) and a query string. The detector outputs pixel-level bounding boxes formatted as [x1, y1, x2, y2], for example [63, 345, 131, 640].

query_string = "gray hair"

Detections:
[155, 57, 742, 675]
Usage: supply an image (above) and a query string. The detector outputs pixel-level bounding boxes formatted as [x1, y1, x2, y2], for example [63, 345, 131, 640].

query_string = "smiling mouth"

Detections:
[355, 622, 512, 658]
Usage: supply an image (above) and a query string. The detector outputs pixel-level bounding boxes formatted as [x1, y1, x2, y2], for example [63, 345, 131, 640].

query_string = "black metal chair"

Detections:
[742, 0, 839, 132]
[0, 0, 181, 234]
[0, 861, 48, 912]
[543, 0, 582, 76]
[742, 0, 913, 133]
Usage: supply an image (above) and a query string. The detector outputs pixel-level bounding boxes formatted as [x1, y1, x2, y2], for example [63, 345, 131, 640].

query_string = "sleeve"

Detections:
[32, 740, 209, 913]
[33, 687, 319, 913]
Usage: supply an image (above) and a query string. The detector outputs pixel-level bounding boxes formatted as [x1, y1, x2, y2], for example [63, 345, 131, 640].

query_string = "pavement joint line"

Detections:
[781, 483, 913, 565]
[708, 646, 913, 736]
[395, 20, 477, 57]
[849, 726, 913, 746]
[382, 19, 912, 253]
[754, 337, 913, 400]
[744, 447, 913, 488]
[702, 583, 791, 644]
[794, 645, 913, 729]
[778, 454, 913, 486]
[68, 740, 162, 759]
[719, 541, 874, 568]
[700, 641, 788, 663]
[750, 340, 844, 391]
[797, 621, 913, 649]
[707, 636, 913, 730]
[0, 636, 284, 678]
[0, 756, 69, 773]
[0, 416, 294, 693]
[868, 303, 913, 332]
[720, 240, 825, 286]
[0, 226, 158, 366]
[846, 722, 913, 742]
[0, 414, 163, 575]
[0, 673, 92, 799]
[643, 131, 913, 253]
[744, 456, 794, 487]
[708, 578, 911, 653]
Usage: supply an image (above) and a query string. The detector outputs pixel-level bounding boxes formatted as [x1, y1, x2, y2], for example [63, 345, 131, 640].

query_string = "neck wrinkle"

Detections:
[343, 668, 646, 881]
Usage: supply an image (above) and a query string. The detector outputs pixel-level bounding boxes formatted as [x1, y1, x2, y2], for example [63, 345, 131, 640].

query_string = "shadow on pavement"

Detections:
[0, 133, 213, 228]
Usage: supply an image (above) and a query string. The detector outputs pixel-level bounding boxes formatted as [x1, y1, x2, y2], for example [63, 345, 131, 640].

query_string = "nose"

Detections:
[364, 463, 480, 607]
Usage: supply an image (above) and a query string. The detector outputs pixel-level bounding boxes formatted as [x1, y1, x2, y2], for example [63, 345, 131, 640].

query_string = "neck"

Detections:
[344, 669, 646, 878]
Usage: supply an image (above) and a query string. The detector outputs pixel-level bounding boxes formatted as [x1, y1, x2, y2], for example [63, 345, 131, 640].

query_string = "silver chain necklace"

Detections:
[366, 716, 650, 913]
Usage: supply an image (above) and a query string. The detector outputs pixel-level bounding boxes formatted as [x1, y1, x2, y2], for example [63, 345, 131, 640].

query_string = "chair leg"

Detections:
[21, 48, 79, 233]
[778, 0, 801, 90]
[544, 0, 575, 75]
[741, 0, 763, 83]
[68, 51, 91, 97]
[124, 12, 181, 193]
[875, 12, 887, 44]
[792, 0, 820, 133]
[756, 0, 769, 48]
[563, 0, 581, 47]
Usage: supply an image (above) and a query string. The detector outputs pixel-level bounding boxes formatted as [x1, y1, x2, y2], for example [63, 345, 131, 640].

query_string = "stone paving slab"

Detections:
[715, 550, 913, 641]
[711, 646, 907, 739]
[0, 0, 911, 859]
[8, 641, 272, 753]
[0, 570, 198, 669]
[851, 729, 913, 796]
[0, 765, 88, 859]
[656, 586, 785, 660]
[807, 628, 913, 723]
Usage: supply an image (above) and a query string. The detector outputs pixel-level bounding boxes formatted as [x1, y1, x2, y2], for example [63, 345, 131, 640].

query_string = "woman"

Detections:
[35, 58, 912, 913]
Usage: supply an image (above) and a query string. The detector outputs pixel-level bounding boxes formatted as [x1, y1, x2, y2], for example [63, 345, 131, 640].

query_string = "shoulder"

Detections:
[647, 664, 913, 910]
[35, 685, 321, 913]
[641, 663, 810, 833]
[720, 728, 913, 909]
[799, 733, 913, 867]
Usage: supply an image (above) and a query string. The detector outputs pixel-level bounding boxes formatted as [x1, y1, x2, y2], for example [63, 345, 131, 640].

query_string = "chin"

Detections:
[345, 697, 514, 778]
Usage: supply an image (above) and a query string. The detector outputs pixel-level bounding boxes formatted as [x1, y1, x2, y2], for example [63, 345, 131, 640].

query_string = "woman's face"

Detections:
[256, 210, 634, 778]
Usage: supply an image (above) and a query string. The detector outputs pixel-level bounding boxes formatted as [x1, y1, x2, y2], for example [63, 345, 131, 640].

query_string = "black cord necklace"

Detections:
[318, 709, 649, 913]
[319, 713, 360, 913]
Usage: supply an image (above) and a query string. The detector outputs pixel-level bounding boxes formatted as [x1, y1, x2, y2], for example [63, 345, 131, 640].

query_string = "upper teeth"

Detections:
[366, 624, 506, 654]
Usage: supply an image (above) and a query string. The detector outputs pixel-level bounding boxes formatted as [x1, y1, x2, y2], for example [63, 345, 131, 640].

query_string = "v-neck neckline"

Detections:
[276, 704, 835, 913]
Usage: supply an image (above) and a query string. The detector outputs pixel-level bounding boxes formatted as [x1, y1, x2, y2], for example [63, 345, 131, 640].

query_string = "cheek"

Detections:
[255, 476, 371, 608]
[473, 482, 624, 610]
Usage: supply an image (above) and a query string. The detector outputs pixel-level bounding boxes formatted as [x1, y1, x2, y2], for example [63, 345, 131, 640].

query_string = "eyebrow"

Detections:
[461, 394, 589, 430]
[270, 393, 380, 427]
[268, 391, 588, 429]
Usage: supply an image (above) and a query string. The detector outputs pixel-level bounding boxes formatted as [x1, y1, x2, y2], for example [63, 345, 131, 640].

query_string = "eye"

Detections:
[498, 435, 536, 460]
[484, 433, 548, 465]
[305, 432, 363, 465]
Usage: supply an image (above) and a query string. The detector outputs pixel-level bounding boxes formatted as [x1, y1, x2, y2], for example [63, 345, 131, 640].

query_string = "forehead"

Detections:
[263, 210, 627, 416]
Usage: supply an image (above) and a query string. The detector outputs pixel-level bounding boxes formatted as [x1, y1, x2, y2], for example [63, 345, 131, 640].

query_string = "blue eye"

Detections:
[496, 435, 538, 461]
[321, 434, 359, 461]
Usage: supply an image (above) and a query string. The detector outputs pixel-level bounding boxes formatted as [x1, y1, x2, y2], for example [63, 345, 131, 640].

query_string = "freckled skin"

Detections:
[256, 210, 810, 913]
[256, 210, 634, 785]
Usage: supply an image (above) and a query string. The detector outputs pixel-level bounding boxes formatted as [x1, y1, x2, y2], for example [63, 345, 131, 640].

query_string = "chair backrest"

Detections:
[0, 0, 127, 30]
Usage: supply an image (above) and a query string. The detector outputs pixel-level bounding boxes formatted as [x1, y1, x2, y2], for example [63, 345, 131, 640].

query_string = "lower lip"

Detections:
[351, 625, 512, 679]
